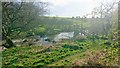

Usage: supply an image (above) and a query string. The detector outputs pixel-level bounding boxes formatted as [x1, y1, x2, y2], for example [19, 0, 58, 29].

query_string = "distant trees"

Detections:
[86, 1, 118, 36]
[2, 2, 48, 48]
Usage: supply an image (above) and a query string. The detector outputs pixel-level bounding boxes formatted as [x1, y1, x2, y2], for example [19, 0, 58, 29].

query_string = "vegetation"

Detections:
[2, 40, 104, 66]
[0, 1, 119, 68]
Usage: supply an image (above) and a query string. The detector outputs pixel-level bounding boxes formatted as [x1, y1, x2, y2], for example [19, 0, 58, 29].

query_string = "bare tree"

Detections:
[91, 1, 118, 36]
[2, 2, 48, 48]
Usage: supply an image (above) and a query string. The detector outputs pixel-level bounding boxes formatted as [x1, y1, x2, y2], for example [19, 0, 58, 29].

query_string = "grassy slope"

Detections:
[2, 40, 107, 67]
[48, 40, 105, 66]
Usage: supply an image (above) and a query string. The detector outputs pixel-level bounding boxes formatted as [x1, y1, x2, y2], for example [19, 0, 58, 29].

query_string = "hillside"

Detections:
[2, 38, 119, 67]
[1, 1, 119, 68]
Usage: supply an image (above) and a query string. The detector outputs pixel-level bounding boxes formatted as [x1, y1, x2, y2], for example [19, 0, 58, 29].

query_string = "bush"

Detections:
[101, 36, 108, 40]
[104, 41, 111, 45]
[62, 44, 80, 50]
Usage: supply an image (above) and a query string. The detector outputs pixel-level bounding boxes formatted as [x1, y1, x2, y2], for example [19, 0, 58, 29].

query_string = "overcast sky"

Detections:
[39, 0, 119, 17]
[42, 0, 98, 17]
[13, 0, 117, 17]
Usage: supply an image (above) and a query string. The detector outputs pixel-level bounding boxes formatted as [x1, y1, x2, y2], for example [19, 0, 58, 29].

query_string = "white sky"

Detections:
[20, 0, 119, 17]
[40, 0, 96, 17]
[1, 0, 118, 17]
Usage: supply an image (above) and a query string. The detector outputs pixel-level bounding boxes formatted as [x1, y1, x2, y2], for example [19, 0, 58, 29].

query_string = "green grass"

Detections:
[48, 40, 106, 66]
[2, 39, 109, 67]
[2, 43, 86, 66]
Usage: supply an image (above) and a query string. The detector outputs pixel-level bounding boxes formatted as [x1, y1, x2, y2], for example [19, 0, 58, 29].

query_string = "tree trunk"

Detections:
[2, 30, 15, 48]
